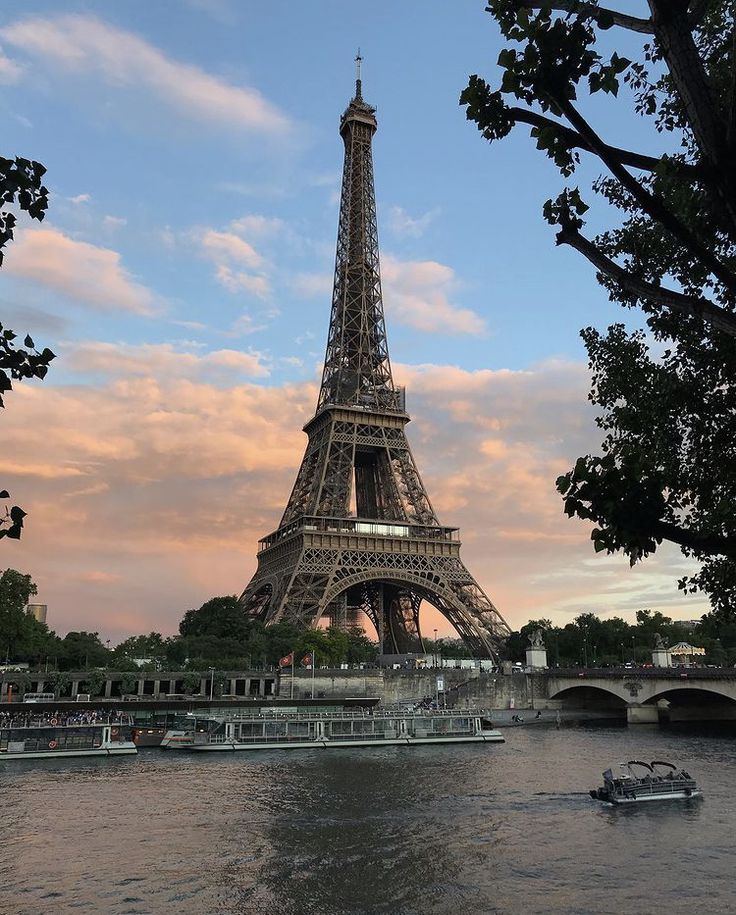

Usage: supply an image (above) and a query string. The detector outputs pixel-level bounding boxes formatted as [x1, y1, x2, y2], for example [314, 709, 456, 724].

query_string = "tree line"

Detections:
[5, 567, 736, 674]
[505, 610, 736, 668]
[1, 570, 377, 671]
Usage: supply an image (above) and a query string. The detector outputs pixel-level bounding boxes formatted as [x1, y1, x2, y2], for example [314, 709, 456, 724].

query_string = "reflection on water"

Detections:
[1, 726, 734, 915]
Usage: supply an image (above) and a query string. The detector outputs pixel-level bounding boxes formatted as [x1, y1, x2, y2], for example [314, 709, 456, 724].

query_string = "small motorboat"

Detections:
[590, 760, 702, 805]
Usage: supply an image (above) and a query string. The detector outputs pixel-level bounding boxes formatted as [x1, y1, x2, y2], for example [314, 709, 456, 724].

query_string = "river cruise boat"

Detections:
[590, 760, 701, 805]
[161, 707, 504, 752]
[0, 715, 137, 760]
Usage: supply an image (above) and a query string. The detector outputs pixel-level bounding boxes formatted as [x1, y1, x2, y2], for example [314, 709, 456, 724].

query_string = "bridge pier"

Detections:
[626, 705, 659, 725]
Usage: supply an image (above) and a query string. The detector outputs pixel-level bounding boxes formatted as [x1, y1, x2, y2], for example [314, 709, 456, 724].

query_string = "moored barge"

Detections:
[161, 707, 504, 751]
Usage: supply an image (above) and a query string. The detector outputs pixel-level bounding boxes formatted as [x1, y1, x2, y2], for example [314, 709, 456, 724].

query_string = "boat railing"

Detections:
[0, 712, 134, 730]
[187, 708, 489, 724]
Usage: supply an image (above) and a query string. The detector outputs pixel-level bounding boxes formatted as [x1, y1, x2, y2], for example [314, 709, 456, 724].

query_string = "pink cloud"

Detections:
[6, 226, 155, 314]
[1, 355, 705, 640]
[382, 256, 487, 335]
[65, 341, 270, 381]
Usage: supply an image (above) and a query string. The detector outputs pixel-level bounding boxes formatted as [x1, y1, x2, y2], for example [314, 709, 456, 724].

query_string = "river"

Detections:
[1, 725, 734, 914]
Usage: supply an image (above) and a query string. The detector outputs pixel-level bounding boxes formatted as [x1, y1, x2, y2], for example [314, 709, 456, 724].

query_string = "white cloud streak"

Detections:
[0, 14, 291, 133]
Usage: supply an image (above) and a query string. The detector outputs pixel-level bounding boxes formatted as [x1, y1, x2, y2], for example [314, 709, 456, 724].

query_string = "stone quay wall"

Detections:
[282, 668, 551, 710]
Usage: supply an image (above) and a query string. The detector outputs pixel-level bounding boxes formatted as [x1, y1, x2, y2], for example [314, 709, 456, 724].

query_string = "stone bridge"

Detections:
[545, 668, 736, 723]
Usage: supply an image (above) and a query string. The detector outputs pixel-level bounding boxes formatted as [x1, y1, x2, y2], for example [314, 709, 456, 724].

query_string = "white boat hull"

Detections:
[0, 742, 138, 760]
[164, 731, 505, 751]
[607, 789, 703, 805]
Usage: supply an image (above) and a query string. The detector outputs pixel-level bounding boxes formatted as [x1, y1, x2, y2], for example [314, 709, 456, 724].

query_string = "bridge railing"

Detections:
[546, 667, 736, 680]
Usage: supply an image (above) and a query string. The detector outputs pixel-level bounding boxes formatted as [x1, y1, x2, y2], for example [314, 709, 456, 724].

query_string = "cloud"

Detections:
[66, 340, 270, 380]
[201, 230, 263, 270]
[215, 265, 271, 298]
[78, 570, 121, 584]
[290, 260, 487, 338]
[229, 215, 286, 239]
[0, 45, 22, 83]
[387, 205, 439, 239]
[196, 225, 274, 300]
[103, 215, 127, 229]
[382, 256, 487, 335]
[68, 193, 90, 205]
[5, 226, 156, 314]
[0, 14, 290, 133]
[0, 354, 704, 639]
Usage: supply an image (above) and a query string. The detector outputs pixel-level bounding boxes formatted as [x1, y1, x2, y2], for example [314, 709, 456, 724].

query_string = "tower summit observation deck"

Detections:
[239, 58, 511, 658]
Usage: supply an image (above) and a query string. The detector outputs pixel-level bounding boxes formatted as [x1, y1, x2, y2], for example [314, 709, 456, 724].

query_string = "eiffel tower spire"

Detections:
[318, 54, 395, 414]
[239, 63, 511, 658]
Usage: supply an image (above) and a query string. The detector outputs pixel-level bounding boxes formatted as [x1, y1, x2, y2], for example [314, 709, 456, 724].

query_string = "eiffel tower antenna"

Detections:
[355, 48, 363, 99]
[239, 63, 512, 658]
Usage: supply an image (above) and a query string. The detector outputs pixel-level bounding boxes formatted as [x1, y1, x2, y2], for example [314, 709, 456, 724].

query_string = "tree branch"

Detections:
[556, 224, 736, 336]
[648, 0, 736, 229]
[508, 106, 701, 174]
[556, 96, 736, 296]
[502, 1, 653, 33]
[654, 518, 736, 560]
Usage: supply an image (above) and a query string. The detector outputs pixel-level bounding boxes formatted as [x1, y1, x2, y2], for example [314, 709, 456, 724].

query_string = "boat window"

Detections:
[264, 721, 287, 738]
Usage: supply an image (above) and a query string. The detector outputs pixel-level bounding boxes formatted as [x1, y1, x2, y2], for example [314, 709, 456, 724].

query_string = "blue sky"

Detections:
[0, 1, 704, 640]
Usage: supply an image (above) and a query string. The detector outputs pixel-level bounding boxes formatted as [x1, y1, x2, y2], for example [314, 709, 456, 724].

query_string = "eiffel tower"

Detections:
[240, 58, 511, 658]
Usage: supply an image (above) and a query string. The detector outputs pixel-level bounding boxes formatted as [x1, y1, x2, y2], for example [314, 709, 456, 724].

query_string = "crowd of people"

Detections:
[0, 709, 131, 729]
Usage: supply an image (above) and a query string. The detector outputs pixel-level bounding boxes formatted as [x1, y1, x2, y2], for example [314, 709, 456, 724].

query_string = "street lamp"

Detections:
[620, 642, 625, 666]
[434, 629, 438, 668]
[631, 636, 636, 665]
[208, 667, 215, 702]
[582, 627, 588, 668]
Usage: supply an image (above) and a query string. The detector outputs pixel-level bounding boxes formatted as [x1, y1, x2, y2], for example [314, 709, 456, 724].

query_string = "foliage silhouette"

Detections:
[462, 1, 736, 613]
[1, 154, 54, 539]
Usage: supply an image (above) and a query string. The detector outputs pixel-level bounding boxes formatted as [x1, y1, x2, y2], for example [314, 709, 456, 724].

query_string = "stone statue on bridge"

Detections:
[529, 629, 546, 649]
[526, 630, 548, 670]
[653, 632, 669, 650]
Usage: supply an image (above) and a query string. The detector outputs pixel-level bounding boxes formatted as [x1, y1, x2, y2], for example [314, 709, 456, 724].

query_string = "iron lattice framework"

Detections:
[240, 66, 511, 658]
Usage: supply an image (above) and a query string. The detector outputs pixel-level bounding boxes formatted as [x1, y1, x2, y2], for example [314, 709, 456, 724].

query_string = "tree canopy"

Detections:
[461, 1, 736, 615]
[505, 608, 735, 665]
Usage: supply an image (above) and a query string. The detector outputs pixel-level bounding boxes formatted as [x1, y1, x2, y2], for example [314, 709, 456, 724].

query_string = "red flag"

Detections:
[279, 652, 294, 668]
[301, 653, 313, 667]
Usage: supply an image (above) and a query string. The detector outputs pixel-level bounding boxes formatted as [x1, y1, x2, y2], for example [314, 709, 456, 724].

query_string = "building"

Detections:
[26, 603, 48, 624]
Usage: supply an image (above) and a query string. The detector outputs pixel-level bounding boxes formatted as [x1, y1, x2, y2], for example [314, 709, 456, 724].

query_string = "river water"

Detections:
[1, 725, 734, 915]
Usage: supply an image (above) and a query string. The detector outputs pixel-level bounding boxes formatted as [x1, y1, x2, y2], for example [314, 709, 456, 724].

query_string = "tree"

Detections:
[1, 154, 54, 538]
[179, 596, 251, 641]
[0, 567, 56, 661]
[461, 2, 736, 615]
[58, 631, 111, 670]
[112, 632, 166, 668]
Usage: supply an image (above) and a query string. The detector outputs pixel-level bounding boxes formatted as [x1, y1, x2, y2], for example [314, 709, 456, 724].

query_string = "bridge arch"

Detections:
[550, 684, 629, 710]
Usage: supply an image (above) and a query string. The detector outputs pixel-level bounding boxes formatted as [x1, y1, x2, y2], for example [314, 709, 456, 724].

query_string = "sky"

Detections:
[0, 1, 706, 642]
